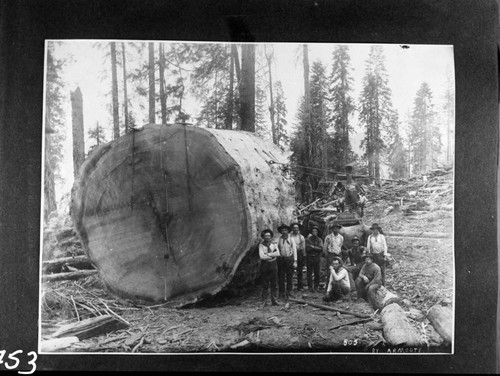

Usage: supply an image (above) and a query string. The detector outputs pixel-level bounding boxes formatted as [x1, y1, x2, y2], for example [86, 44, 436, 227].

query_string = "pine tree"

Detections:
[409, 82, 441, 175]
[240, 44, 256, 132]
[148, 42, 155, 123]
[358, 46, 394, 181]
[387, 112, 408, 179]
[310, 61, 329, 179]
[110, 42, 120, 139]
[88, 121, 107, 153]
[274, 81, 289, 148]
[327, 45, 355, 170]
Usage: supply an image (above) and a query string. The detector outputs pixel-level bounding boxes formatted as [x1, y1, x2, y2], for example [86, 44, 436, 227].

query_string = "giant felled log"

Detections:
[371, 285, 403, 311]
[427, 304, 453, 343]
[71, 124, 295, 306]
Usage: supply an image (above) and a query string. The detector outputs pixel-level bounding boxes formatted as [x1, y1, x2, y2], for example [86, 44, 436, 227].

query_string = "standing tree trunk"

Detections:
[239, 44, 255, 132]
[148, 42, 155, 124]
[265, 46, 276, 144]
[303, 44, 313, 201]
[110, 42, 120, 139]
[44, 135, 57, 220]
[159, 43, 167, 124]
[70, 87, 85, 179]
[226, 45, 235, 130]
[121, 43, 129, 134]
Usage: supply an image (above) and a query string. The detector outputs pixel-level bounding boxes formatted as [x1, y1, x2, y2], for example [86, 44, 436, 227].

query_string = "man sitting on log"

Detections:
[355, 251, 382, 307]
[323, 257, 350, 302]
[277, 224, 298, 299]
[305, 226, 323, 292]
[290, 222, 306, 292]
[323, 222, 343, 289]
[258, 229, 281, 307]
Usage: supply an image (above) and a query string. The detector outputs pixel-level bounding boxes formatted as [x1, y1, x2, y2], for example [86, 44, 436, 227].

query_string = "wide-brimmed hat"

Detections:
[260, 229, 274, 239]
[331, 222, 342, 229]
[362, 251, 375, 260]
[310, 226, 320, 233]
[289, 222, 300, 230]
[351, 236, 360, 243]
[277, 224, 291, 233]
[370, 223, 382, 230]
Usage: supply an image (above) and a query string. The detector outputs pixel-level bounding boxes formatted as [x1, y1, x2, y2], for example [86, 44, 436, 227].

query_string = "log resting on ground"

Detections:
[381, 303, 425, 346]
[427, 304, 453, 343]
[71, 124, 295, 306]
[370, 285, 403, 311]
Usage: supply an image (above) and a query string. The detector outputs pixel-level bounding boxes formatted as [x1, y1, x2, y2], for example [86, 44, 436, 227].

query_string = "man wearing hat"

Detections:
[305, 226, 323, 292]
[258, 229, 281, 306]
[290, 222, 306, 291]
[344, 236, 365, 290]
[323, 222, 344, 288]
[355, 251, 382, 306]
[334, 182, 345, 212]
[276, 224, 297, 299]
[366, 223, 388, 285]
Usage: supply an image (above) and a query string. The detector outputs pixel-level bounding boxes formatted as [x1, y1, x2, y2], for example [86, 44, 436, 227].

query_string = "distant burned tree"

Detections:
[110, 42, 120, 139]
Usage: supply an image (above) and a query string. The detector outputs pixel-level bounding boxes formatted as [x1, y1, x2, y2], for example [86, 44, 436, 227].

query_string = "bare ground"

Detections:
[41, 203, 453, 354]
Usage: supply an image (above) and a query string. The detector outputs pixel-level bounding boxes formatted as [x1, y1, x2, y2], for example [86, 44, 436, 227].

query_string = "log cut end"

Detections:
[71, 125, 295, 306]
[427, 304, 453, 343]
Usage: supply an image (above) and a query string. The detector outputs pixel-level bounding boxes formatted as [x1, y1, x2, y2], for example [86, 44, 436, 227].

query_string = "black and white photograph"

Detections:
[39, 40, 455, 354]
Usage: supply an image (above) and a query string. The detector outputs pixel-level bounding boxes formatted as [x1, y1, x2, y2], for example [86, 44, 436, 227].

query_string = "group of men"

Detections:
[258, 221, 388, 307]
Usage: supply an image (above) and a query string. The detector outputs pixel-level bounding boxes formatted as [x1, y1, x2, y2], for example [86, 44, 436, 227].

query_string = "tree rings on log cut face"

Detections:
[71, 125, 295, 306]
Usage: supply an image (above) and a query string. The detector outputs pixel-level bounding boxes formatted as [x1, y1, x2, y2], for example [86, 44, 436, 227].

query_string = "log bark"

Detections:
[52, 314, 129, 340]
[42, 255, 93, 273]
[427, 304, 453, 343]
[289, 298, 371, 318]
[371, 285, 403, 311]
[42, 270, 98, 283]
[381, 303, 425, 346]
[71, 125, 295, 306]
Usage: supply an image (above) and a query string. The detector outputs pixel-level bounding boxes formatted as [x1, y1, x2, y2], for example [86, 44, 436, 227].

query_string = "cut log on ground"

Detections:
[43, 255, 93, 273]
[42, 269, 98, 283]
[52, 314, 129, 340]
[288, 298, 371, 318]
[370, 285, 403, 311]
[383, 231, 451, 239]
[381, 303, 425, 346]
[71, 124, 295, 306]
[427, 304, 453, 343]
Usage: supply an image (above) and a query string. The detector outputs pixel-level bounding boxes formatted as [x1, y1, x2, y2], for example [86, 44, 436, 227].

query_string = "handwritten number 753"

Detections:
[0, 350, 37, 374]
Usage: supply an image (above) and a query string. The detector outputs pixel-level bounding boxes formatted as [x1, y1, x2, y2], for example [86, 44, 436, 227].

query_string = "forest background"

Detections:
[43, 41, 454, 220]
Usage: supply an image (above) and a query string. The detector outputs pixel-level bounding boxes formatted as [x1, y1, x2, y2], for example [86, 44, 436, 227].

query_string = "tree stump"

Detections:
[71, 125, 295, 306]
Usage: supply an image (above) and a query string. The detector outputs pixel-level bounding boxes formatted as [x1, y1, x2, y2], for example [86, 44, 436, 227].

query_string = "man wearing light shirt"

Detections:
[289, 222, 306, 292]
[366, 222, 388, 285]
[258, 229, 281, 307]
[323, 257, 350, 302]
[277, 224, 297, 299]
[323, 222, 343, 288]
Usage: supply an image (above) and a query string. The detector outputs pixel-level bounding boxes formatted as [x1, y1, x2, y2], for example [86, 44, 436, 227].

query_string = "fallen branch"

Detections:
[43, 255, 93, 273]
[329, 317, 374, 330]
[288, 298, 371, 318]
[42, 269, 98, 283]
[52, 314, 129, 340]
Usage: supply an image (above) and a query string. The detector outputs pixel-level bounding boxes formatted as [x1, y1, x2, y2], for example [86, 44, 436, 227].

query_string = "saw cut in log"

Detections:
[427, 304, 453, 343]
[371, 285, 403, 311]
[42, 269, 98, 283]
[381, 303, 424, 346]
[52, 314, 129, 340]
[71, 125, 295, 306]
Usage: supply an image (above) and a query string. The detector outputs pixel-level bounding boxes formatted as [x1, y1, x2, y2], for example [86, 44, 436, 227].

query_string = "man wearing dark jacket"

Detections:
[305, 226, 323, 292]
